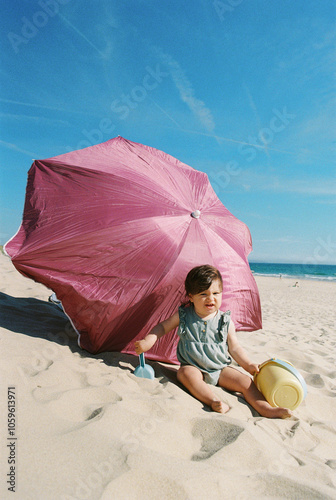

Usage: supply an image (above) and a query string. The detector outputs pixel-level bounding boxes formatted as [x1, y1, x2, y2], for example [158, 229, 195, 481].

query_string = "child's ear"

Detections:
[188, 294, 194, 303]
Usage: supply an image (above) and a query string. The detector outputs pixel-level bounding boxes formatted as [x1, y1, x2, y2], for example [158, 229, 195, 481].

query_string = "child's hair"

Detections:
[185, 265, 223, 296]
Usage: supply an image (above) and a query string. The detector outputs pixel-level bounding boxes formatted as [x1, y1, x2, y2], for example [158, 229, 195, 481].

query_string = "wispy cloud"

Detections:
[149, 98, 182, 128]
[0, 140, 38, 158]
[243, 84, 271, 155]
[177, 128, 298, 154]
[314, 199, 336, 205]
[258, 236, 303, 244]
[0, 112, 69, 127]
[0, 98, 64, 112]
[294, 97, 336, 148]
[153, 47, 215, 132]
[58, 13, 106, 58]
[238, 170, 336, 196]
[0, 98, 91, 116]
[281, 179, 336, 196]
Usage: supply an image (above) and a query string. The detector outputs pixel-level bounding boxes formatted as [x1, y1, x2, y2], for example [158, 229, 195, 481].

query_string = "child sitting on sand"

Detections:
[135, 265, 292, 419]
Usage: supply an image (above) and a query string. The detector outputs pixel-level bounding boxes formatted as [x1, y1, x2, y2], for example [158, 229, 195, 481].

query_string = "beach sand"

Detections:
[0, 251, 335, 499]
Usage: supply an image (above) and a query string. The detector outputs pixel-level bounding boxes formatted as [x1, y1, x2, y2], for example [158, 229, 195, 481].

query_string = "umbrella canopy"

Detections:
[5, 136, 262, 363]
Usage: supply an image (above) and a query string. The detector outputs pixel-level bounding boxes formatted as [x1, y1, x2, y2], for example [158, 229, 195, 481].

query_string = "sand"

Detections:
[0, 251, 335, 499]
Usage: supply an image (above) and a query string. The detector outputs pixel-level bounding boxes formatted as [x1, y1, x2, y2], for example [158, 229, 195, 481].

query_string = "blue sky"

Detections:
[1, 0, 335, 264]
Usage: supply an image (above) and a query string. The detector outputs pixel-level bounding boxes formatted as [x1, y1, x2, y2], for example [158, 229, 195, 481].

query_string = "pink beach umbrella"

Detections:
[5, 136, 261, 363]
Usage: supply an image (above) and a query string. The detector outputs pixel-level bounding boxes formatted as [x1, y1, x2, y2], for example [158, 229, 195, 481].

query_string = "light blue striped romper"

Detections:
[176, 305, 232, 385]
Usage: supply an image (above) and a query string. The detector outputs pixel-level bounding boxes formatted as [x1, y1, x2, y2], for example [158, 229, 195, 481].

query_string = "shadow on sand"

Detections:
[0, 292, 178, 381]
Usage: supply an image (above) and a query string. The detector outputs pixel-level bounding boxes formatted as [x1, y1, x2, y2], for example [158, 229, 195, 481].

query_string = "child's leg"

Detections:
[218, 366, 293, 419]
[177, 365, 230, 414]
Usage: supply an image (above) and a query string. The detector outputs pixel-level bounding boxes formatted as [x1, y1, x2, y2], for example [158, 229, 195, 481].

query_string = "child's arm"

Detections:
[227, 321, 260, 376]
[134, 312, 180, 355]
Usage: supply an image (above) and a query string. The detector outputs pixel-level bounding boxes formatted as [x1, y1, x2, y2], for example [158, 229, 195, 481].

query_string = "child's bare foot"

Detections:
[211, 400, 230, 414]
[265, 406, 294, 419]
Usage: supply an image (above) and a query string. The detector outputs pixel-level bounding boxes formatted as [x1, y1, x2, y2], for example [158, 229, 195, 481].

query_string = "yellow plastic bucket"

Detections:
[254, 358, 307, 410]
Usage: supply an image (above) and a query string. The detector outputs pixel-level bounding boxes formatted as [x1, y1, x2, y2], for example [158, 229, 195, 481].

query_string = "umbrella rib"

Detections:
[43, 160, 193, 211]
[201, 218, 251, 262]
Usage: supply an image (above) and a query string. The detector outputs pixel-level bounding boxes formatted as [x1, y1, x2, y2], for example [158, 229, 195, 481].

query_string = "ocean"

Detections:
[249, 262, 336, 282]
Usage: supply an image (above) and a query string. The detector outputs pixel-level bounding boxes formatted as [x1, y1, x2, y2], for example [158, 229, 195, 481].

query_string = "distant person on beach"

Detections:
[135, 265, 292, 419]
[293, 281, 299, 287]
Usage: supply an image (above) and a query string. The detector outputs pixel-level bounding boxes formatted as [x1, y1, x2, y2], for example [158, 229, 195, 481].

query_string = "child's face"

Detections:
[188, 279, 223, 318]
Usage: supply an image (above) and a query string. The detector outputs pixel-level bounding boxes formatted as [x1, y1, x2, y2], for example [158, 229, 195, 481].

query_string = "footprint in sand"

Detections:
[259, 474, 335, 500]
[39, 386, 122, 424]
[191, 418, 244, 461]
[285, 419, 300, 438]
[326, 459, 336, 470]
[305, 373, 325, 388]
[30, 360, 87, 402]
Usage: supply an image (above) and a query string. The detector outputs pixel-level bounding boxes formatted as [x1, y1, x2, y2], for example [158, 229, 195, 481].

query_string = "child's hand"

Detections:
[134, 340, 145, 355]
[247, 363, 260, 376]
[134, 339, 152, 355]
